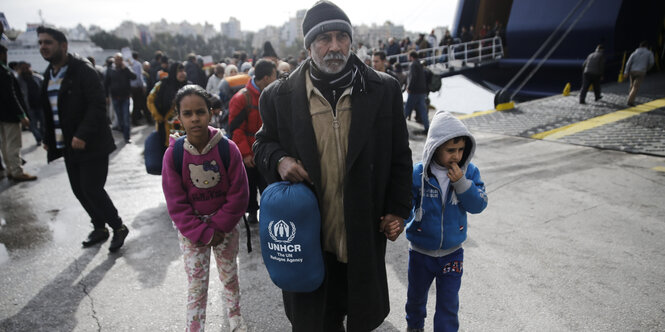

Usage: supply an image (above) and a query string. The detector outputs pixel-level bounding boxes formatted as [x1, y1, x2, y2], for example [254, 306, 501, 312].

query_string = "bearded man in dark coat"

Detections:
[253, 1, 412, 330]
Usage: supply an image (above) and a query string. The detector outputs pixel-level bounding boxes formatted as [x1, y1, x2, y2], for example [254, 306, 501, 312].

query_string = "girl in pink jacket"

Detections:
[162, 85, 249, 332]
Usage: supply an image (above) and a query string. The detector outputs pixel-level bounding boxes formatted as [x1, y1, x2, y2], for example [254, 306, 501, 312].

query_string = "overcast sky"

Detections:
[4, 0, 457, 34]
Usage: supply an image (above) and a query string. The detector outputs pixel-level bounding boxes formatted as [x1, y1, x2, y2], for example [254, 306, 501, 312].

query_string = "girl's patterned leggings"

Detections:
[178, 228, 240, 332]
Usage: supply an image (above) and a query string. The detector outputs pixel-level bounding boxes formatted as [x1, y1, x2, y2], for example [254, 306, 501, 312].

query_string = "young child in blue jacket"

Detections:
[405, 110, 488, 332]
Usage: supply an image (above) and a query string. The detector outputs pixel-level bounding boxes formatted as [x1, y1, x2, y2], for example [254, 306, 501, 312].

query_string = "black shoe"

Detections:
[579, 100, 586, 104]
[414, 129, 428, 136]
[595, 95, 602, 101]
[82, 228, 110, 247]
[109, 225, 129, 252]
[406, 328, 424, 332]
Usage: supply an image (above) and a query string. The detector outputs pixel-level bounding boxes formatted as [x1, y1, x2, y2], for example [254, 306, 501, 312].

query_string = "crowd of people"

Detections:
[2, 20, 509, 180]
[0, 51, 39, 182]
[347, 21, 506, 73]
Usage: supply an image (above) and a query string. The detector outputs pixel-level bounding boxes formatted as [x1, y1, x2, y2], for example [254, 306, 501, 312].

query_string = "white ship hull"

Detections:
[8, 40, 117, 74]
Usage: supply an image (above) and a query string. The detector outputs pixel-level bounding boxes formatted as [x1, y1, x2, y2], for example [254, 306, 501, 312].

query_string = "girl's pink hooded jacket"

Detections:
[162, 126, 249, 244]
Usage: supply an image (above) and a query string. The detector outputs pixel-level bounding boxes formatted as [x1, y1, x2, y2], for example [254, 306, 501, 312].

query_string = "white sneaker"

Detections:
[229, 315, 247, 332]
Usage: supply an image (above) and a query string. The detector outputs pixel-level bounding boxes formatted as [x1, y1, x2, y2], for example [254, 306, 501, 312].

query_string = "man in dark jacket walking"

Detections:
[579, 44, 605, 104]
[253, 1, 412, 330]
[0, 45, 37, 181]
[404, 51, 430, 135]
[38, 26, 129, 252]
[184, 53, 206, 89]
[105, 53, 136, 143]
[17, 62, 46, 146]
[129, 51, 150, 126]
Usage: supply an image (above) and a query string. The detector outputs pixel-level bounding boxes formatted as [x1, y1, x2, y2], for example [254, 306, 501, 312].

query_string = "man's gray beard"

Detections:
[312, 52, 349, 74]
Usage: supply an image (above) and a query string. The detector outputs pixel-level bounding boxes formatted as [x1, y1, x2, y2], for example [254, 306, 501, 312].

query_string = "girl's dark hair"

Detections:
[173, 84, 212, 115]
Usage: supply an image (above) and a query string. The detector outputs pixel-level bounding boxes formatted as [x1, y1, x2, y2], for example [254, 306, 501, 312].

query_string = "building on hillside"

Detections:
[113, 21, 141, 41]
[354, 21, 406, 50]
[252, 25, 281, 54]
[221, 17, 242, 40]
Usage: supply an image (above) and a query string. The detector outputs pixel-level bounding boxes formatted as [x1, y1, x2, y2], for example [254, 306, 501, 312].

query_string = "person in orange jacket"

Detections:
[228, 59, 277, 223]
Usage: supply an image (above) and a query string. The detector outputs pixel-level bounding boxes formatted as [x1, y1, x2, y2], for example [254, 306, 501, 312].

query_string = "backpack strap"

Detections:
[228, 88, 256, 136]
[217, 136, 230, 171]
[243, 214, 252, 253]
[173, 135, 230, 175]
[173, 136, 186, 175]
[244, 87, 259, 110]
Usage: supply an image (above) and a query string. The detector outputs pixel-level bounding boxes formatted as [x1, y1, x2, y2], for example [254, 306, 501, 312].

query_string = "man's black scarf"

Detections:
[309, 53, 367, 114]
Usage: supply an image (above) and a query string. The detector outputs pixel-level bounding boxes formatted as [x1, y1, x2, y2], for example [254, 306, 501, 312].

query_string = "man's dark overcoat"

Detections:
[254, 58, 413, 331]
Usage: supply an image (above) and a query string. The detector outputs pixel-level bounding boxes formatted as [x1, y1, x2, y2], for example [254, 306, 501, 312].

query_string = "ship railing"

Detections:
[387, 36, 503, 74]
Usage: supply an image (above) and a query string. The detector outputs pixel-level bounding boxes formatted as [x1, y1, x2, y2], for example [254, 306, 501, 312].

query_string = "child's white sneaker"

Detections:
[229, 315, 247, 332]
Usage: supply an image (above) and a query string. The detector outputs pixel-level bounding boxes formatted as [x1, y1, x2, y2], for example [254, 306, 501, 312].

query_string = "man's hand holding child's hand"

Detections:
[380, 214, 404, 241]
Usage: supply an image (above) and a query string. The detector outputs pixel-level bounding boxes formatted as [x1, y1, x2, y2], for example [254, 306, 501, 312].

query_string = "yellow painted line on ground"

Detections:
[457, 109, 498, 120]
[531, 98, 665, 140]
[652, 166, 665, 172]
[457, 101, 520, 120]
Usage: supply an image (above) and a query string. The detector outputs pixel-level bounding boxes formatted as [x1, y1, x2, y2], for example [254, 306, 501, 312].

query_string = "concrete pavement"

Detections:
[1, 72, 664, 331]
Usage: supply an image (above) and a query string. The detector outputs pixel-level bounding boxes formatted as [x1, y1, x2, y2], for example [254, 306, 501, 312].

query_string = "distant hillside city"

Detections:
[8, 11, 447, 62]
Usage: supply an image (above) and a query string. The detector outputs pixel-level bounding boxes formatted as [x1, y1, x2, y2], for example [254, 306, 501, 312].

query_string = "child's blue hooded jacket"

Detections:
[406, 110, 488, 254]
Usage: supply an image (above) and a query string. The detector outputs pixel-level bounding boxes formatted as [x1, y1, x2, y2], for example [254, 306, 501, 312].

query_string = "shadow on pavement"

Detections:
[122, 203, 181, 288]
[0, 193, 51, 251]
[0, 247, 117, 332]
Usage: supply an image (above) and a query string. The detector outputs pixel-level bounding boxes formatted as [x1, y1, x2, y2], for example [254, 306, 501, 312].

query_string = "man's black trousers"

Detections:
[64, 153, 122, 230]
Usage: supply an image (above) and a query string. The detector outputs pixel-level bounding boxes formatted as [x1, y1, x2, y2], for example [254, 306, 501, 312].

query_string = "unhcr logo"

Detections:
[268, 220, 297, 243]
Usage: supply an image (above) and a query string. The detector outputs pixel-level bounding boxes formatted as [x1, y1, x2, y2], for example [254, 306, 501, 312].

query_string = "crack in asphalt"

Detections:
[74, 257, 103, 332]
[542, 204, 602, 224]
[486, 180, 514, 194]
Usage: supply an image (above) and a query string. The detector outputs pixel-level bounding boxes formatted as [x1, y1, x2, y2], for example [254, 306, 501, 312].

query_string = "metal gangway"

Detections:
[387, 36, 504, 75]
[494, 0, 595, 108]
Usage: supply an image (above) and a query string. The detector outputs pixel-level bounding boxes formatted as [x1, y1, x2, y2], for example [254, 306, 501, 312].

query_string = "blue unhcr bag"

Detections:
[259, 181, 324, 292]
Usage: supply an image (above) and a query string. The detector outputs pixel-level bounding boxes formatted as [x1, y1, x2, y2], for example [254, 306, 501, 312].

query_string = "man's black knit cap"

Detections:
[302, 0, 353, 49]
